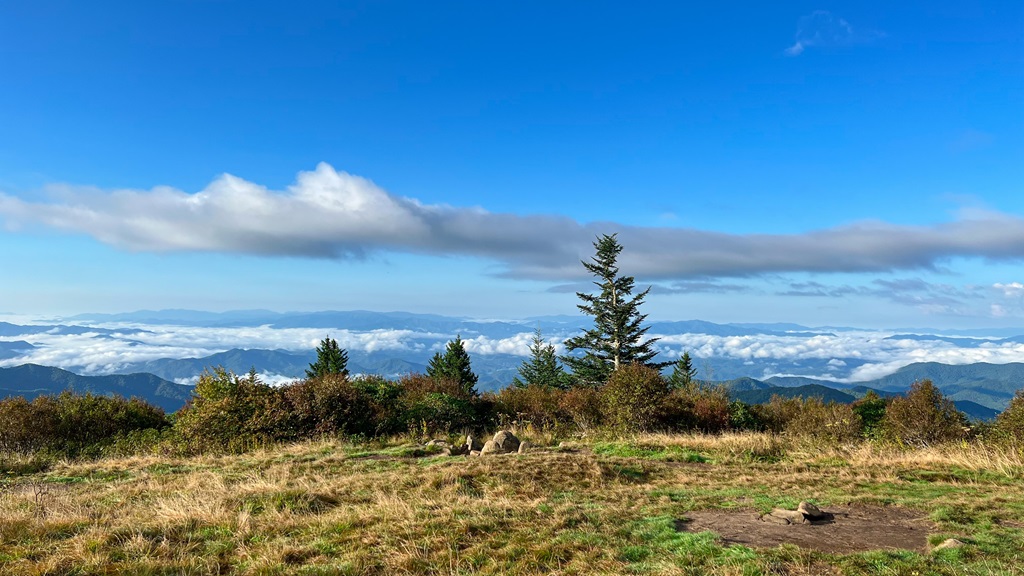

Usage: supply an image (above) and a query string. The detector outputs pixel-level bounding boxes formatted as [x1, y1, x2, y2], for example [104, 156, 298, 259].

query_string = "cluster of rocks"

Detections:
[760, 501, 834, 525]
[425, 430, 530, 457]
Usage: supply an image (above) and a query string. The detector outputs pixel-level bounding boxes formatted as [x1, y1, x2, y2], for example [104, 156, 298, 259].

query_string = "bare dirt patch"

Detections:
[678, 505, 933, 554]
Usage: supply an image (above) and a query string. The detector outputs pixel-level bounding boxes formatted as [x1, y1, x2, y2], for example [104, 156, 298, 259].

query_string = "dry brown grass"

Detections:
[2, 434, 1023, 575]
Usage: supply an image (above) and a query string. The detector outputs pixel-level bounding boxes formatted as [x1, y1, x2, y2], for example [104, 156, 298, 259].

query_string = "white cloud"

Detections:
[785, 11, 880, 56]
[3, 164, 1024, 282]
[995, 282, 1024, 298]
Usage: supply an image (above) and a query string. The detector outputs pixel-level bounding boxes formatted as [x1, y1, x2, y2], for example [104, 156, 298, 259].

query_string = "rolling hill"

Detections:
[0, 364, 191, 413]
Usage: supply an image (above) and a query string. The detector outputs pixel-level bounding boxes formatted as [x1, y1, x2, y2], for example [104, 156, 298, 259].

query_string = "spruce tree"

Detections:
[563, 234, 669, 386]
[512, 329, 569, 389]
[306, 336, 349, 379]
[667, 351, 697, 389]
[426, 335, 479, 395]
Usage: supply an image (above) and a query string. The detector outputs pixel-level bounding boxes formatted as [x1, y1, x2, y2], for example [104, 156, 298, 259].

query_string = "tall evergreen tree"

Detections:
[563, 234, 670, 386]
[667, 351, 697, 389]
[512, 329, 569, 389]
[426, 335, 479, 395]
[306, 336, 349, 379]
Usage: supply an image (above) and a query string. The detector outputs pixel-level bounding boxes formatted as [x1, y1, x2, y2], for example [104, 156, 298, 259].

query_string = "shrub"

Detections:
[728, 400, 766, 431]
[656, 383, 731, 433]
[881, 380, 968, 446]
[851, 390, 887, 438]
[993, 389, 1024, 444]
[398, 373, 478, 436]
[0, 396, 58, 454]
[174, 367, 295, 453]
[756, 396, 804, 434]
[352, 374, 407, 436]
[600, 363, 669, 432]
[494, 384, 565, 430]
[284, 374, 375, 437]
[0, 393, 169, 458]
[782, 398, 862, 444]
[558, 386, 603, 431]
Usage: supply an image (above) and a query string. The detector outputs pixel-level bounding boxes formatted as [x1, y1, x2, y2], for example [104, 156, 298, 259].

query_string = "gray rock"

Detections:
[766, 508, 807, 525]
[469, 450, 481, 457]
[761, 512, 794, 525]
[480, 440, 498, 455]
[797, 501, 831, 522]
[518, 440, 531, 454]
[466, 435, 483, 452]
[492, 430, 521, 454]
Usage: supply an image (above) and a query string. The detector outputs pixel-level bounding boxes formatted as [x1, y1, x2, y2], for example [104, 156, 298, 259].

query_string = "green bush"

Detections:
[398, 373, 478, 436]
[284, 374, 375, 437]
[851, 391, 887, 438]
[0, 396, 58, 454]
[728, 400, 766, 431]
[0, 393, 169, 458]
[174, 367, 295, 453]
[352, 374, 408, 436]
[993, 389, 1024, 444]
[881, 380, 968, 446]
[600, 363, 669, 432]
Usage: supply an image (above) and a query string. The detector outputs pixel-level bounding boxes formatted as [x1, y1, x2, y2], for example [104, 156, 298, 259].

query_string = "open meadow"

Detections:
[3, 432, 1023, 575]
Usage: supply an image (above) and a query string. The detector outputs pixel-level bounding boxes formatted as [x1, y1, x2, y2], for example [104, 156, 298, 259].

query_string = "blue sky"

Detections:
[1, 1, 1022, 328]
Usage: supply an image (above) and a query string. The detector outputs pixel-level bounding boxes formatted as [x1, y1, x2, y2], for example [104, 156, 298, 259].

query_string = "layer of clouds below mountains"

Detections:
[3, 319, 1024, 385]
[3, 163, 1024, 280]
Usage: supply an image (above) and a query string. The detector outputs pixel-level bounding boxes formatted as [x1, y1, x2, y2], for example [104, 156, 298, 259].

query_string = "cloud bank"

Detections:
[2, 163, 1024, 280]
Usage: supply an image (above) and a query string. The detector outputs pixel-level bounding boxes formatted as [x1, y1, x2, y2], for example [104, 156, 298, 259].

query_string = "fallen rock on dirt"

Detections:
[760, 501, 834, 525]
[798, 501, 831, 521]
[682, 505, 932, 553]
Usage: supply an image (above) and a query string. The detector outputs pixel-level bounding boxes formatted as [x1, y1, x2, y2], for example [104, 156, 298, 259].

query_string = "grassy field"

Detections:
[2, 433, 1023, 575]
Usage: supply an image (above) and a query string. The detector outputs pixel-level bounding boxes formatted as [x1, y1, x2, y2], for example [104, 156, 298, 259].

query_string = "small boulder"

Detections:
[492, 430, 521, 453]
[761, 512, 795, 525]
[469, 450, 481, 457]
[764, 508, 808, 525]
[481, 440, 498, 455]
[797, 501, 832, 522]
[466, 435, 483, 452]
[518, 440, 531, 454]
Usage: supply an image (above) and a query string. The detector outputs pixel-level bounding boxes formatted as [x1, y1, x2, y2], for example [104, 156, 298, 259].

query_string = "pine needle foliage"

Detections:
[667, 351, 698, 389]
[426, 335, 479, 396]
[306, 336, 349, 379]
[563, 234, 669, 386]
[513, 329, 570, 389]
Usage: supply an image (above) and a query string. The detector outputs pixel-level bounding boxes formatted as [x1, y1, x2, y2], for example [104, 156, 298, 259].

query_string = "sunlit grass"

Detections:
[2, 433, 1023, 574]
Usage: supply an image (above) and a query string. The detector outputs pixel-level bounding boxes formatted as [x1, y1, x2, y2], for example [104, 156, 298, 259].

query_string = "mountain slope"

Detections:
[0, 364, 191, 413]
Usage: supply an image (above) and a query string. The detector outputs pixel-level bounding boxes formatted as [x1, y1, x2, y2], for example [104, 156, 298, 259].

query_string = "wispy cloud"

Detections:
[777, 278, 986, 315]
[3, 163, 1024, 282]
[785, 11, 881, 56]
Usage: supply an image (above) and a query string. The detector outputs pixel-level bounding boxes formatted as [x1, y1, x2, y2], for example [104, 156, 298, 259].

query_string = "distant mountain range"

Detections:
[723, 379, 999, 422]
[0, 364, 190, 413]
[1, 309, 1022, 417]
[0, 358, 1016, 420]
